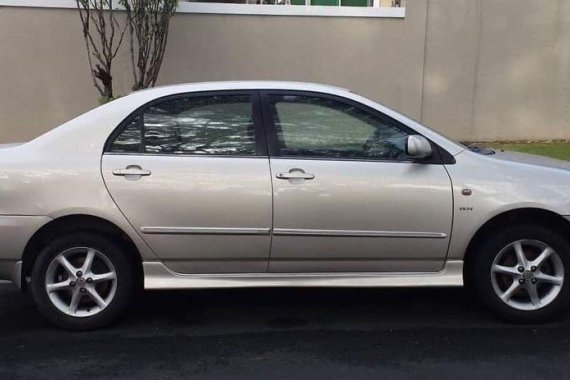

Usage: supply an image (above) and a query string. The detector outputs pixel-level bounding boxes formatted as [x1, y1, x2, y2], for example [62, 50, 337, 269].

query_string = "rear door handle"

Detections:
[276, 169, 315, 181]
[112, 165, 151, 179]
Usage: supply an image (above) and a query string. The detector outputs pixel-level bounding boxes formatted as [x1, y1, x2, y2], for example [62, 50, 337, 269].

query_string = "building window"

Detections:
[182, 0, 405, 7]
[0, 0, 405, 18]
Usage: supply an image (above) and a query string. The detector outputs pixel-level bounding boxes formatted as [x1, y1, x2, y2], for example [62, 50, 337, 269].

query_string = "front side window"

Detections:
[268, 94, 410, 160]
[109, 94, 257, 156]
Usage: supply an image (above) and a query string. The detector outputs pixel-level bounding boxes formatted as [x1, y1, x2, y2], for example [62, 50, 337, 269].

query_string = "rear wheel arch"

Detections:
[463, 208, 570, 279]
[21, 214, 143, 291]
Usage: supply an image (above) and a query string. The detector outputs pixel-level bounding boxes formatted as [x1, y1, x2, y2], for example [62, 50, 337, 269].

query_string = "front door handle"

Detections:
[112, 165, 151, 180]
[276, 169, 315, 181]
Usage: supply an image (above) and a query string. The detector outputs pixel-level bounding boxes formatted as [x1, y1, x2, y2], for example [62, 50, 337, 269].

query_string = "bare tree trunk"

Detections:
[120, 0, 178, 91]
[76, 0, 127, 103]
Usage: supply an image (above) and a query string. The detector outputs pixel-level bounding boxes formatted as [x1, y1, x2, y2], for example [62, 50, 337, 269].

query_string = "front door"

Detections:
[262, 91, 453, 273]
[102, 91, 272, 273]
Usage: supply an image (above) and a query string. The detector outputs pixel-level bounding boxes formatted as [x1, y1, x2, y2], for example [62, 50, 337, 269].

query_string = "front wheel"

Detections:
[30, 233, 134, 330]
[468, 225, 570, 323]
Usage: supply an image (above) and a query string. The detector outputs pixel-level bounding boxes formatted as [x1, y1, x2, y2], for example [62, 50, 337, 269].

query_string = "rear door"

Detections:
[102, 91, 272, 273]
[262, 91, 454, 273]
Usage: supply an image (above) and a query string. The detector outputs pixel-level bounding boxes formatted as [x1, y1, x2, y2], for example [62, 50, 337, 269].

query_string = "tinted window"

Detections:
[108, 94, 257, 155]
[269, 95, 409, 160]
[110, 116, 142, 153]
[143, 95, 256, 155]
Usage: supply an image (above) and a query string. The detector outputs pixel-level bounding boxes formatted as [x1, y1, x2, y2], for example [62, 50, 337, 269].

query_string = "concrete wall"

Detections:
[422, 0, 570, 141]
[0, 0, 568, 143]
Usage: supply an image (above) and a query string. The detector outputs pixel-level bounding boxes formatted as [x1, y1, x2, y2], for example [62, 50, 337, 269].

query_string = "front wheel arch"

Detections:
[463, 208, 570, 285]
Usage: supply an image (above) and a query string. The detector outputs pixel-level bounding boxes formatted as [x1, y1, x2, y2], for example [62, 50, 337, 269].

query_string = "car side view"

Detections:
[0, 81, 569, 330]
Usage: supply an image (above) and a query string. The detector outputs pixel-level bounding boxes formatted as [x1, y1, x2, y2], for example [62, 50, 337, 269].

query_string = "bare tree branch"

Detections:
[120, 0, 178, 91]
[76, 0, 128, 102]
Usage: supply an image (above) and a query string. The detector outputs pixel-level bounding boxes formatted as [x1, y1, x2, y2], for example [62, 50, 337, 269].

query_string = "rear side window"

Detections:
[108, 94, 257, 155]
[110, 116, 142, 153]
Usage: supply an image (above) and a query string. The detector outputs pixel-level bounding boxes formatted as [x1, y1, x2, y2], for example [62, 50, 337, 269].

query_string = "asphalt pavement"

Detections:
[1, 283, 570, 379]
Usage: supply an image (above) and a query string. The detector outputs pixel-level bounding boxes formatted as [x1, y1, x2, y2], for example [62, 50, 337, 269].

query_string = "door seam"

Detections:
[257, 90, 275, 273]
[442, 164, 456, 267]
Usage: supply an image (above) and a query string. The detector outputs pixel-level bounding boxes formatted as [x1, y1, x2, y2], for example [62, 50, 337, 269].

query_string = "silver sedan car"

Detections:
[1, 81, 569, 329]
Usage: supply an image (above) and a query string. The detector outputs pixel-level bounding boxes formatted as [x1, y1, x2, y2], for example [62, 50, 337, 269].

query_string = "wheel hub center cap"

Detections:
[77, 277, 86, 287]
[522, 271, 534, 280]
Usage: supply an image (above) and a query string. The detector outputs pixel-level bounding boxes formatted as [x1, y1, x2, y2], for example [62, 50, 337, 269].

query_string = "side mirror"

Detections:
[406, 135, 432, 160]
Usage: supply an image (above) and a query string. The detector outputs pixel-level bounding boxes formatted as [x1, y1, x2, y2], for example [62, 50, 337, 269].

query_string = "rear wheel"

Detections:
[30, 233, 134, 330]
[468, 225, 570, 323]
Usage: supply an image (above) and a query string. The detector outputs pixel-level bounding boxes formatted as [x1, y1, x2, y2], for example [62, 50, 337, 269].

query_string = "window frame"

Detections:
[104, 90, 268, 158]
[260, 90, 450, 164]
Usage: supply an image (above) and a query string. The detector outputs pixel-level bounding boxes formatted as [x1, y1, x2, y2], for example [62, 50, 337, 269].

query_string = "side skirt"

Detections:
[143, 261, 464, 289]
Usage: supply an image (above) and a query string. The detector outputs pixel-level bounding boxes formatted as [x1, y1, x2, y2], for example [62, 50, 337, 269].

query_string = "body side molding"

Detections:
[141, 227, 271, 235]
[140, 227, 447, 239]
[273, 228, 448, 238]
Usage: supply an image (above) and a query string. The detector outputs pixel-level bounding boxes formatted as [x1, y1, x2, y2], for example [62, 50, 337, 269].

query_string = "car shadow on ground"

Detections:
[2, 285, 570, 333]
[130, 287, 502, 331]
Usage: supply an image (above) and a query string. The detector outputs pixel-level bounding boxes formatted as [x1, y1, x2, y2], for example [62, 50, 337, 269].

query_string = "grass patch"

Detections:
[478, 141, 570, 161]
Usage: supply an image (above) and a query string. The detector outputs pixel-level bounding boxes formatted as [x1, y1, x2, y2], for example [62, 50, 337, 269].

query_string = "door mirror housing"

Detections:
[406, 135, 432, 160]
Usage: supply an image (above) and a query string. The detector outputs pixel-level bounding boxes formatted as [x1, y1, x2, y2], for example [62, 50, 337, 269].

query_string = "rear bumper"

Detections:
[0, 215, 51, 285]
[0, 260, 21, 286]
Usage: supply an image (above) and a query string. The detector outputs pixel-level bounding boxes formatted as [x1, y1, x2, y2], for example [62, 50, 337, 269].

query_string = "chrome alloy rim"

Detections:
[491, 240, 564, 311]
[45, 247, 118, 317]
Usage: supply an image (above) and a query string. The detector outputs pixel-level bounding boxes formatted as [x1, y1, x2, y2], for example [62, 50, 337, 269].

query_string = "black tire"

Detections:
[30, 232, 134, 330]
[468, 224, 570, 323]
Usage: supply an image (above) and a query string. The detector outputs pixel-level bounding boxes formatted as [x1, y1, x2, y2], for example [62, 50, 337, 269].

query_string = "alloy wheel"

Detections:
[44, 247, 118, 317]
[491, 239, 564, 311]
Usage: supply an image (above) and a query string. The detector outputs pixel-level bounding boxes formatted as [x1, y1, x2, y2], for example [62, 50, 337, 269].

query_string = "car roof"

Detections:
[27, 81, 464, 157]
[131, 81, 351, 96]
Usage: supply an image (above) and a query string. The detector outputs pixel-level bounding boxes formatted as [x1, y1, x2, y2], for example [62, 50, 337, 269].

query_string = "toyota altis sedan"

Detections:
[0, 81, 569, 330]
